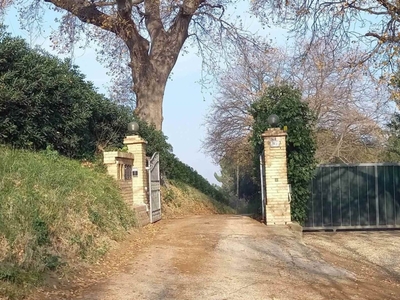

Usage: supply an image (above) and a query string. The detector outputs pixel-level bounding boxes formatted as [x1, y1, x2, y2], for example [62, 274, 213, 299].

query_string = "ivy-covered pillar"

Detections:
[262, 127, 291, 225]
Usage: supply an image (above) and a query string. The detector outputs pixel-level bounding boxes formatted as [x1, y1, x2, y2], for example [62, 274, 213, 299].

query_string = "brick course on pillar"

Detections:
[262, 128, 291, 225]
[123, 135, 148, 207]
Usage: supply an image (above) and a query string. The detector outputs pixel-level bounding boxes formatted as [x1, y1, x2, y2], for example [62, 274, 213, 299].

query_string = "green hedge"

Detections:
[0, 27, 131, 159]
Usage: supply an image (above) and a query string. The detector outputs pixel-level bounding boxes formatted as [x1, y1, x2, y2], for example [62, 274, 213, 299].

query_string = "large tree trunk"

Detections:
[41, 0, 200, 131]
[134, 74, 167, 131]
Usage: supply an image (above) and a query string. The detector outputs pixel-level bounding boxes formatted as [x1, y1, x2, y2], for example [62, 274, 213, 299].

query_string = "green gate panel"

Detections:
[331, 167, 341, 226]
[306, 164, 400, 229]
[348, 167, 359, 226]
[312, 167, 323, 227]
[378, 166, 388, 225]
[322, 167, 332, 226]
[395, 166, 400, 226]
[385, 166, 395, 225]
[358, 166, 369, 226]
[340, 167, 350, 226]
[365, 166, 376, 226]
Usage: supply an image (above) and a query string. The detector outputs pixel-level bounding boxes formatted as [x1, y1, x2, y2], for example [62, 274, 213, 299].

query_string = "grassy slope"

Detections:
[161, 180, 235, 218]
[0, 146, 136, 299]
[0, 147, 232, 299]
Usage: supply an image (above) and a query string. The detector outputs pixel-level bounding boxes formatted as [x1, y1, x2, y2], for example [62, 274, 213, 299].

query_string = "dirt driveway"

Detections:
[33, 215, 400, 300]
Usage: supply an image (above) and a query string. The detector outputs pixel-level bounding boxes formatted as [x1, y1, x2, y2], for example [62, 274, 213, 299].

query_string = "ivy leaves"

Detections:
[250, 84, 317, 224]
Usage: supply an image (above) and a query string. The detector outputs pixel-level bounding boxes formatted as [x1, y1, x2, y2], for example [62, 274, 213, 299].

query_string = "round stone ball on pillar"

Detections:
[267, 114, 279, 128]
[127, 121, 140, 134]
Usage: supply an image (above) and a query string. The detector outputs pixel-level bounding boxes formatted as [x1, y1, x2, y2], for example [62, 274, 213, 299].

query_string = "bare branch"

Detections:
[144, 0, 165, 41]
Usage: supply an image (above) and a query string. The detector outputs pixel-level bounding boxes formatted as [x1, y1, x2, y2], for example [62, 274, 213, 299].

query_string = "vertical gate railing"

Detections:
[148, 152, 161, 223]
[305, 163, 400, 230]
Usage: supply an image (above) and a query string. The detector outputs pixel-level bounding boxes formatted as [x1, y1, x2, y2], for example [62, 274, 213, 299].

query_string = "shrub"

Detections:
[0, 28, 131, 159]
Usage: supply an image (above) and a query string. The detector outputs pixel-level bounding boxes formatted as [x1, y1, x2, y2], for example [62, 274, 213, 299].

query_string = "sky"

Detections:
[2, 2, 288, 185]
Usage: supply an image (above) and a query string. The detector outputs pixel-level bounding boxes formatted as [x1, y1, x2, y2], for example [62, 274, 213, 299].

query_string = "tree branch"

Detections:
[94, 1, 116, 8]
[44, 0, 117, 33]
[144, 0, 165, 41]
[116, 0, 132, 19]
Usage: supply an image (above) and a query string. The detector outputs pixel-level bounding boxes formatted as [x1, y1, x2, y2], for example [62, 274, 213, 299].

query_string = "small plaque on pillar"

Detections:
[270, 138, 281, 148]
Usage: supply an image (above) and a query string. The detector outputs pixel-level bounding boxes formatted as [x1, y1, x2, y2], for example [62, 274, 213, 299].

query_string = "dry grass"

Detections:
[161, 180, 235, 218]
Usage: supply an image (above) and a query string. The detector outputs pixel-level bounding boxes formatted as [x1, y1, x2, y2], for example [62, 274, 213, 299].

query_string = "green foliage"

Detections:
[382, 113, 400, 162]
[250, 84, 317, 224]
[0, 146, 136, 298]
[0, 29, 131, 159]
[134, 117, 229, 205]
[382, 72, 400, 162]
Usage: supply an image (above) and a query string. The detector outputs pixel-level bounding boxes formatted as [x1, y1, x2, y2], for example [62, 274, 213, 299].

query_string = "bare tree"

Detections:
[0, 0, 11, 10]
[3, 1, 261, 130]
[203, 43, 287, 164]
[291, 40, 392, 162]
[251, 0, 400, 67]
[204, 39, 393, 166]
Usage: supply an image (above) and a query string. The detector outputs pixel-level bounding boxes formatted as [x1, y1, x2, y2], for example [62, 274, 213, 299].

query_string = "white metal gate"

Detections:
[148, 152, 161, 223]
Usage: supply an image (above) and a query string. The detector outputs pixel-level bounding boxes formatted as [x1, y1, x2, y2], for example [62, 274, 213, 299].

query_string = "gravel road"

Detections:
[52, 215, 400, 300]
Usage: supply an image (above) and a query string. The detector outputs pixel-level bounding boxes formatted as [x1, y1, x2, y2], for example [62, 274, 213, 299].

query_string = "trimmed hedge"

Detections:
[0, 28, 130, 159]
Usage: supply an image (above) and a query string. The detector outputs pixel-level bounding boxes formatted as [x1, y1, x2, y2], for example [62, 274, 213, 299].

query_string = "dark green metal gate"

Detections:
[305, 164, 400, 229]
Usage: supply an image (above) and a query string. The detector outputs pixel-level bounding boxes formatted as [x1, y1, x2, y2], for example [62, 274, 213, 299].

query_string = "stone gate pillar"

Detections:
[123, 135, 148, 206]
[262, 128, 291, 225]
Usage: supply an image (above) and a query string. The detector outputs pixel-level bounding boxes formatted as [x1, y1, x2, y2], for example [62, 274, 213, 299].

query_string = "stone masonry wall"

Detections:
[118, 180, 134, 208]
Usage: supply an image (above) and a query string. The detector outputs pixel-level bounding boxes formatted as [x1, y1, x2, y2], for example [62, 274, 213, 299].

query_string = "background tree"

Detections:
[251, 84, 317, 223]
[381, 69, 400, 162]
[251, 0, 400, 67]
[203, 44, 286, 165]
[2, 0, 262, 130]
[291, 40, 391, 162]
[204, 39, 393, 168]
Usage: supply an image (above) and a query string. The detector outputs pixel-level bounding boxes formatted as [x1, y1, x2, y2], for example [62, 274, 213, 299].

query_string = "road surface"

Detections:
[33, 215, 400, 300]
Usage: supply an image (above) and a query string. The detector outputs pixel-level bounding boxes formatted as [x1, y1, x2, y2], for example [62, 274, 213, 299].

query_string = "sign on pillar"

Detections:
[262, 128, 291, 225]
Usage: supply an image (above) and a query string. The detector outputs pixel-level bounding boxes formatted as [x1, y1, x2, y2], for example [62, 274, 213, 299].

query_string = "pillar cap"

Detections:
[262, 128, 287, 137]
[123, 135, 147, 145]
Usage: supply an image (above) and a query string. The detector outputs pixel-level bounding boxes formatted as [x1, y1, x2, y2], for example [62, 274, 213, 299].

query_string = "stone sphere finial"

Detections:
[127, 121, 139, 134]
[267, 114, 279, 127]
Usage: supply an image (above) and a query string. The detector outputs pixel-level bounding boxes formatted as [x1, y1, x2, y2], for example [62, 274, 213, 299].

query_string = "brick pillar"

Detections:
[123, 135, 148, 206]
[262, 128, 291, 225]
